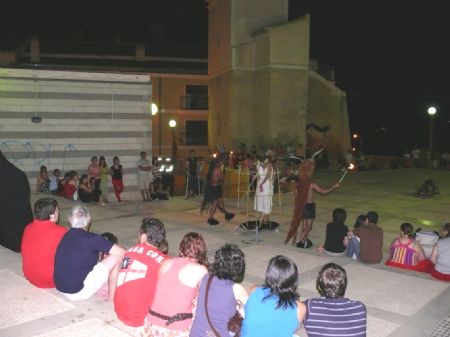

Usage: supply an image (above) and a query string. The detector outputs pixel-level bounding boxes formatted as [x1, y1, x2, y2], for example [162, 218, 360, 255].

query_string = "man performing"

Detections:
[284, 160, 340, 248]
[254, 158, 274, 224]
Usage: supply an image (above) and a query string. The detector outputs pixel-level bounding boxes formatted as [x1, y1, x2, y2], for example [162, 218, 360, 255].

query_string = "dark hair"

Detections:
[99, 156, 107, 168]
[354, 214, 366, 229]
[263, 255, 299, 309]
[443, 223, 450, 237]
[34, 198, 58, 220]
[40, 165, 47, 172]
[159, 239, 169, 254]
[332, 208, 347, 225]
[400, 222, 414, 238]
[101, 232, 118, 244]
[210, 244, 245, 283]
[316, 263, 347, 298]
[366, 211, 378, 224]
[53, 169, 60, 176]
[113, 156, 119, 163]
[91, 156, 97, 162]
[79, 174, 89, 183]
[140, 151, 146, 158]
[140, 218, 166, 246]
[179, 232, 208, 266]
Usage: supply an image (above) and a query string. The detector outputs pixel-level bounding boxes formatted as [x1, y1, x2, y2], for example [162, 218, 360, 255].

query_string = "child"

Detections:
[49, 169, 61, 194]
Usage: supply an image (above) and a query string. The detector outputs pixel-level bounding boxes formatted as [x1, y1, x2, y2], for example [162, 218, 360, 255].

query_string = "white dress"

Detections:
[254, 164, 273, 215]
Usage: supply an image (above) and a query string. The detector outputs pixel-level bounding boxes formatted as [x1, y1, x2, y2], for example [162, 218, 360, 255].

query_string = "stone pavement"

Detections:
[1, 168, 449, 337]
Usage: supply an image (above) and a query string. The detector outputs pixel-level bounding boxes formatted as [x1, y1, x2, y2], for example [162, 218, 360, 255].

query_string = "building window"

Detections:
[185, 120, 208, 145]
[181, 84, 208, 110]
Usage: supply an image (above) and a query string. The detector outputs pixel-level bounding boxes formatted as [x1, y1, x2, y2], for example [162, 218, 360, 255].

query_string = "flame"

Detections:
[349, 163, 355, 170]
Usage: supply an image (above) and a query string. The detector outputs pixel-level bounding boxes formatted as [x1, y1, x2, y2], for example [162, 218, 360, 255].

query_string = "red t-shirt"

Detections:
[114, 243, 168, 327]
[21, 219, 67, 288]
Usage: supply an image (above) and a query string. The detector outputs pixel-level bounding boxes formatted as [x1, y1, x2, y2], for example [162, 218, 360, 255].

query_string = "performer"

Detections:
[201, 158, 234, 225]
[254, 158, 274, 224]
[284, 160, 340, 248]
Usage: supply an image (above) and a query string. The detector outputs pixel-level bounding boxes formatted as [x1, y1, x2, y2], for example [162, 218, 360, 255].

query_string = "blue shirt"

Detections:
[242, 287, 299, 337]
[54, 228, 113, 293]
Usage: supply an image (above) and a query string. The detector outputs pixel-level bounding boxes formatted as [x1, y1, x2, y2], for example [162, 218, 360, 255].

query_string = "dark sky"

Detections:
[1, 0, 448, 155]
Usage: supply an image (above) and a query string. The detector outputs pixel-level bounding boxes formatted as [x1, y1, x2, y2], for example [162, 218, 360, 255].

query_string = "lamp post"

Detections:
[352, 133, 362, 151]
[169, 119, 177, 161]
[427, 106, 437, 160]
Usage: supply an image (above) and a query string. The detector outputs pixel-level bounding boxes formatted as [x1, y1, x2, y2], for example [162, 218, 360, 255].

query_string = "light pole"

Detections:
[427, 106, 437, 160]
[169, 119, 177, 161]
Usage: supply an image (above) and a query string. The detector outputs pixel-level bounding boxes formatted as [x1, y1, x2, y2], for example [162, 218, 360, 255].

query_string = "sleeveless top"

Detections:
[189, 275, 236, 337]
[389, 239, 417, 266]
[110, 165, 123, 180]
[147, 258, 199, 330]
[241, 287, 298, 337]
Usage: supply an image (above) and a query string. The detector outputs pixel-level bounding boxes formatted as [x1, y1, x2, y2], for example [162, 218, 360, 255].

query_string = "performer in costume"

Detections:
[284, 160, 340, 248]
[254, 158, 274, 224]
[201, 158, 234, 225]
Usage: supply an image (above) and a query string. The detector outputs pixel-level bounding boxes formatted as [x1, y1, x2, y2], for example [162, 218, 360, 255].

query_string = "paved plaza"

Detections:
[1, 168, 449, 337]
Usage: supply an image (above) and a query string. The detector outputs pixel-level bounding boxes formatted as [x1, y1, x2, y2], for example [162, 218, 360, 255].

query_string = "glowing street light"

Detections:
[427, 106, 437, 159]
[168, 119, 177, 128]
[151, 103, 159, 115]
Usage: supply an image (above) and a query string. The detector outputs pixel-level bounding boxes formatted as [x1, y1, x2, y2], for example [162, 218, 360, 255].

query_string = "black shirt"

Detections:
[324, 222, 349, 253]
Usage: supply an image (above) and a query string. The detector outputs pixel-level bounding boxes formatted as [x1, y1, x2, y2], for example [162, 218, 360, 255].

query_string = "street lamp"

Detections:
[151, 103, 158, 116]
[169, 119, 177, 161]
[427, 106, 437, 159]
[352, 133, 362, 151]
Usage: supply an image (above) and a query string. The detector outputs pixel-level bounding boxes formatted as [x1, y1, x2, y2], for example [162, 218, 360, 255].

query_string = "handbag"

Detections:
[204, 275, 243, 337]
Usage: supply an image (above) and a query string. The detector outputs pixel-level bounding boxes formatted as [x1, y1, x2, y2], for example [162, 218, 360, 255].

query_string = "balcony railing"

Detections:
[180, 95, 208, 110]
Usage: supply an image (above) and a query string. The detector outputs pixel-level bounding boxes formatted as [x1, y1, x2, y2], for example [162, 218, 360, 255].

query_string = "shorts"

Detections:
[138, 174, 152, 189]
[302, 203, 316, 219]
[62, 262, 109, 301]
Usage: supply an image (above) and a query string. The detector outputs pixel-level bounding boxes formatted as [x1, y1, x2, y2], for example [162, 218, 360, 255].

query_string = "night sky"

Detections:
[1, 0, 448, 155]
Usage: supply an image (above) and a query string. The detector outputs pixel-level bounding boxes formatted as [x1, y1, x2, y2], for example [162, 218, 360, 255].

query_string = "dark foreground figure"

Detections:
[0, 151, 33, 252]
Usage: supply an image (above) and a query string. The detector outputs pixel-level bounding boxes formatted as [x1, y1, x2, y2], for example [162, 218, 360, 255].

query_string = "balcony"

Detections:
[180, 95, 208, 110]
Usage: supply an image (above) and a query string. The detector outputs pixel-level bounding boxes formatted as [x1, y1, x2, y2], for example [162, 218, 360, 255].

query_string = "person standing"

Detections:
[0, 150, 33, 252]
[87, 156, 101, 192]
[254, 158, 274, 224]
[137, 151, 153, 201]
[21, 198, 67, 288]
[185, 150, 199, 198]
[284, 160, 340, 248]
[110, 156, 124, 202]
[200, 158, 234, 225]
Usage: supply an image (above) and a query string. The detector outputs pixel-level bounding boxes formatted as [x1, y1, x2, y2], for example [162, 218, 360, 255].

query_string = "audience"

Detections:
[241, 255, 306, 337]
[99, 156, 109, 204]
[346, 211, 383, 264]
[190, 244, 248, 337]
[304, 263, 367, 336]
[54, 204, 125, 301]
[319, 208, 349, 256]
[147, 232, 208, 336]
[385, 223, 429, 272]
[36, 165, 50, 193]
[21, 198, 67, 288]
[110, 156, 124, 202]
[430, 223, 450, 281]
[114, 218, 169, 327]
[63, 171, 79, 200]
[49, 169, 62, 194]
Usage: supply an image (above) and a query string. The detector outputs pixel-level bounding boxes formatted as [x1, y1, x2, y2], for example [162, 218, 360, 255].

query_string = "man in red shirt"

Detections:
[114, 218, 169, 327]
[21, 198, 67, 288]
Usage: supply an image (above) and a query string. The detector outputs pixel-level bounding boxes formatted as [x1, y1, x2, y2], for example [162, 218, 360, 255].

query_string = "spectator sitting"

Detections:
[54, 204, 125, 301]
[63, 171, 79, 201]
[78, 174, 101, 203]
[318, 208, 349, 256]
[49, 169, 62, 194]
[385, 223, 430, 272]
[99, 232, 119, 261]
[21, 198, 67, 288]
[241, 255, 306, 337]
[114, 218, 169, 327]
[36, 165, 50, 193]
[190, 244, 248, 337]
[346, 211, 383, 264]
[147, 232, 209, 336]
[353, 214, 366, 229]
[159, 239, 169, 255]
[430, 223, 450, 281]
[304, 263, 367, 336]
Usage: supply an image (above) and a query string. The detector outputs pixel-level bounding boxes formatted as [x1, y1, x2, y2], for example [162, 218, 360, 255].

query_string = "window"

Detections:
[181, 84, 208, 110]
[185, 120, 208, 145]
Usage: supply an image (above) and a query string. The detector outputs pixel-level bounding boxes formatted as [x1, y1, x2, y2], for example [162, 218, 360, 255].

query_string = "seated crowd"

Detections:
[20, 197, 449, 337]
[20, 197, 371, 337]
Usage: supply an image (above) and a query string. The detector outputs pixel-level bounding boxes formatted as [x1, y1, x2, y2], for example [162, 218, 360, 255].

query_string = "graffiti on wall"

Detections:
[1, 140, 78, 171]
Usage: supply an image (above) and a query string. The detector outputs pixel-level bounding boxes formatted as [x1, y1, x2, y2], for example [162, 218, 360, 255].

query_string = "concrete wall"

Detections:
[0, 68, 152, 199]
